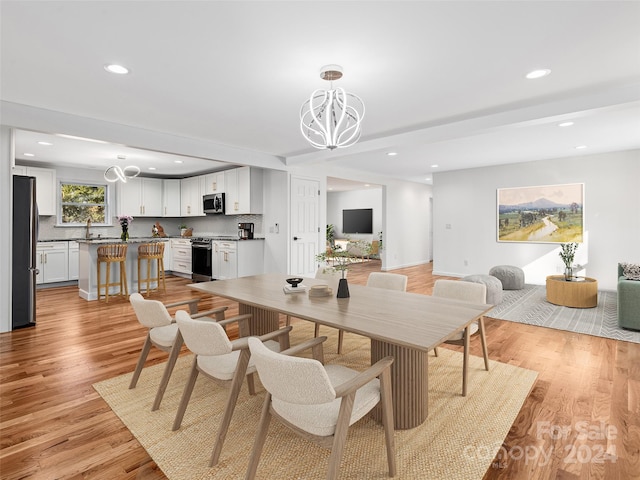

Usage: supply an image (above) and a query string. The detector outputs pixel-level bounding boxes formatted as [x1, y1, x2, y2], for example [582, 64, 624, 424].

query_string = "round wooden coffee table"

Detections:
[546, 275, 598, 308]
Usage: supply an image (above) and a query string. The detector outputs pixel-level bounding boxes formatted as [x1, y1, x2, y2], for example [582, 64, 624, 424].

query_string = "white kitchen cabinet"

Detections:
[171, 238, 192, 276]
[212, 240, 264, 280]
[213, 241, 236, 280]
[162, 179, 181, 217]
[14, 166, 57, 216]
[224, 166, 263, 215]
[68, 241, 79, 280]
[118, 177, 163, 217]
[36, 242, 69, 284]
[180, 176, 205, 217]
[203, 171, 225, 195]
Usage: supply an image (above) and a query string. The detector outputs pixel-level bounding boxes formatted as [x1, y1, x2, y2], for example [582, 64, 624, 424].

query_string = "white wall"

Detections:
[327, 188, 382, 241]
[433, 149, 640, 291]
[1, 127, 13, 333]
[262, 169, 289, 273]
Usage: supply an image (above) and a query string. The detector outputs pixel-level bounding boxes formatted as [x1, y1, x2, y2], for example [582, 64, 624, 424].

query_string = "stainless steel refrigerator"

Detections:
[12, 175, 37, 329]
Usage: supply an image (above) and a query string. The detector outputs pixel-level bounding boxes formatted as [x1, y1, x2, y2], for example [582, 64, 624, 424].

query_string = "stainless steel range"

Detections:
[191, 237, 213, 282]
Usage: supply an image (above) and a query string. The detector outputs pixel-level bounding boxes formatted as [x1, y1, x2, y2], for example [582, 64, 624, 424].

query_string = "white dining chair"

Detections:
[128, 293, 228, 411]
[245, 336, 396, 480]
[173, 310, 292, 467]
[432, 279, 489, 396]
[366, 272, 408, 292]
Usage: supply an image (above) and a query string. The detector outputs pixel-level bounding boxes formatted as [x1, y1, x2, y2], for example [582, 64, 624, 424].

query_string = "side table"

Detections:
[546, 275, 598, 308]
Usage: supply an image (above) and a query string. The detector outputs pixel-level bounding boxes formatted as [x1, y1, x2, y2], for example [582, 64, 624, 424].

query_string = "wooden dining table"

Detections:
[188, 273, 492, 429]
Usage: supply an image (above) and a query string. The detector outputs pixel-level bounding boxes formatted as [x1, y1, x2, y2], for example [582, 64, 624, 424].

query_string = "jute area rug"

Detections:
[488, 284, 640, 344]
[94, 322, 537, 480]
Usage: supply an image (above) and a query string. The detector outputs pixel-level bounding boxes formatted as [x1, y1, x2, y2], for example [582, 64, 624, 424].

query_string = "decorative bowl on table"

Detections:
[286, 277, 304, 288]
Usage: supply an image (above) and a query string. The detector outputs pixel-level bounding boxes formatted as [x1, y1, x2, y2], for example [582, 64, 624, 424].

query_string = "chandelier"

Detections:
[300, 65, 365, 150]
[104, 163, 141, 183]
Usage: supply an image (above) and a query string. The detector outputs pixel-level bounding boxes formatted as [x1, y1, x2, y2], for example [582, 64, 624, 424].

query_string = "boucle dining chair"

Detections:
[432, 279, 490, 396]
[285, 266, 348, 353]
[173, 310, 292, 467]
[245, 336, 396, 480]
[128, 293, 228, 411]
[366, 272, 408, 292]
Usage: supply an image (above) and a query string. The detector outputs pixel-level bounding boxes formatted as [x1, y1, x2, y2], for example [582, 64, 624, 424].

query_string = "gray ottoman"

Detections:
[489, 265, 525, 290]
[462, 274, 503, 305]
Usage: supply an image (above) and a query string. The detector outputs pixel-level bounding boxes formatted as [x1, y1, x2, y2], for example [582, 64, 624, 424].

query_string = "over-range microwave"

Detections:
[203, 193, 225, 214]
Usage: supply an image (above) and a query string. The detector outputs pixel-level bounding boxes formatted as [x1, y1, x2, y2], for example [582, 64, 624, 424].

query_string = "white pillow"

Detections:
[621, 262, 640, 281]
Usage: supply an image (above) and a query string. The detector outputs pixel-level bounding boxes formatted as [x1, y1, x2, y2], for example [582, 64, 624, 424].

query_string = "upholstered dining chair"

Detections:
[366, 272, 408, 292]
[173, 310, 292, 467]
[245, 336, 396, 480]
[432, 279, 489, 396]
[128, 293, 228, 411]
[286, 266, 348, 353]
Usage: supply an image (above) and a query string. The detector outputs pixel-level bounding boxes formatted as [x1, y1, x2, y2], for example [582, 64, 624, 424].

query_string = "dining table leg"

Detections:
[370, 339, 428, 430]
[238, 303, 280, 336]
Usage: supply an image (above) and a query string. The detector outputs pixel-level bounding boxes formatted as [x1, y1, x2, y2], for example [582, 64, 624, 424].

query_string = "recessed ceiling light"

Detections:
[526, 69, 551, 79]
[148, 167, 157, 171]
[364, 184, 371, 187]
[104, 64, 129, 74]
[23, 153, 34, 157]
[37, 141, 53, 146]
[174, 160, 183, 164]
[386, 152, 398, 156]
[575, 145, 587, 149]
[558, 122, 574, 127]
[431, 164, 439, 168]
[56, 134, 108, 144]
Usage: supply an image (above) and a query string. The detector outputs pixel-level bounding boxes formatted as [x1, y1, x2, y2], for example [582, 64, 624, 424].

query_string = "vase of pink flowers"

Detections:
[118, 215, 133, 242]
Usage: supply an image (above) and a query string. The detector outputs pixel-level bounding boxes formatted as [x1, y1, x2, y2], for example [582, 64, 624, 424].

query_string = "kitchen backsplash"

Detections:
[38, 214, 263, 240]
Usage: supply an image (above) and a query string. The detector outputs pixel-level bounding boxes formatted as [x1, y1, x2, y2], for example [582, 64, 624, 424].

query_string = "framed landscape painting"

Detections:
[497, 183, 584, 243]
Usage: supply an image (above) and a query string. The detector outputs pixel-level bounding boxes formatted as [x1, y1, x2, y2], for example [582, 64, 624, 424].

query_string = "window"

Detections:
[59, 182, 109, 225]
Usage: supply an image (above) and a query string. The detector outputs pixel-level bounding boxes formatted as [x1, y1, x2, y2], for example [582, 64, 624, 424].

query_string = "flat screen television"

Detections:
[342, 208, 373, 234]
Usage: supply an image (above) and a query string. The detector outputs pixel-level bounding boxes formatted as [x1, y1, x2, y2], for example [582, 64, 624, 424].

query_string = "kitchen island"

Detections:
[78, 237, 170, 300]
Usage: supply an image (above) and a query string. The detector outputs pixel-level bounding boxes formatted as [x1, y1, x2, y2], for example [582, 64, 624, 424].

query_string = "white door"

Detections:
[290, 177, 320, 277]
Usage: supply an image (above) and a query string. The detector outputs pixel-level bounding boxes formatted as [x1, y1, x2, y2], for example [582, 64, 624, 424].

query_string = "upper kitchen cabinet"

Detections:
[13, 166, 57, 216]
[203, 171, 225, 195]
[224, 167, 263, 215]
[180, 176, 205, 217]
[162, 179, 181, 217]
[118, 177, 163, 217]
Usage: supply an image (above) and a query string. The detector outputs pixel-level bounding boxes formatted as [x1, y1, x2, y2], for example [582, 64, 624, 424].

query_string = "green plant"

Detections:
[179, 223, 187, 229]
[316, 241, 364, 278]
[326, 224, 335, 247]
[559, 242, 578, 267]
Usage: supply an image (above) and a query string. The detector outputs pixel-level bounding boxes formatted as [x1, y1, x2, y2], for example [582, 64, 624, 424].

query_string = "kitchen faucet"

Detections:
[85, 218, 92, 239]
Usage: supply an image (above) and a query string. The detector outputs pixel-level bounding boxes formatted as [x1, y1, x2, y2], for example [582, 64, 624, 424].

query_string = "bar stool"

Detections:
[137, 242, 166, 296]
[97, 244, 129, 302]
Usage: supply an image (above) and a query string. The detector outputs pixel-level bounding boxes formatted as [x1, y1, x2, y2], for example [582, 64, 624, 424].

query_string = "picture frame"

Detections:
[497, 183, 584, 243]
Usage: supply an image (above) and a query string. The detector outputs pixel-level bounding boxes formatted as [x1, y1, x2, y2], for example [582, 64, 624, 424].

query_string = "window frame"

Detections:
[57, 180, 112, 226]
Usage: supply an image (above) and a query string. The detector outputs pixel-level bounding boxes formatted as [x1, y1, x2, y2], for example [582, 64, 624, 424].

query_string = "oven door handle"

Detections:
[192, 244, 212, 250]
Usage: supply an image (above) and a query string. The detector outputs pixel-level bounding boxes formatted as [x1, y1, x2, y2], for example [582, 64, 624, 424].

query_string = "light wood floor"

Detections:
[1, 262, 638, 479]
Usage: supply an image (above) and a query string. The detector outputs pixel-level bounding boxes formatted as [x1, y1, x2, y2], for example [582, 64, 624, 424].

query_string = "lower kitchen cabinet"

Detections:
[212, 240, 263, 280]
[36, 242, 69, 284]
[171, 238, 192, 276]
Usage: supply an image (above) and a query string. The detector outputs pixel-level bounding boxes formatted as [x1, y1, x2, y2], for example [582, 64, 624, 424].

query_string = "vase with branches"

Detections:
[559, 242, 578, 281]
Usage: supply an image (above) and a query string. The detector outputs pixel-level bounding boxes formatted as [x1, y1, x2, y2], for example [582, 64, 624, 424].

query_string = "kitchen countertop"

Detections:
[71, 236, 265, 244]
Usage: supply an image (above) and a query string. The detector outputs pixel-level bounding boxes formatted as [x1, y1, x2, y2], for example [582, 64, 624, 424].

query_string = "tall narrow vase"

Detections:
[337, 278, 350, 298]
[121, 226, 129, 242]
